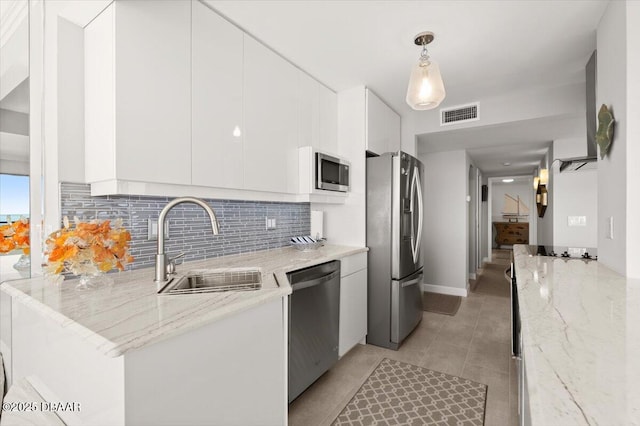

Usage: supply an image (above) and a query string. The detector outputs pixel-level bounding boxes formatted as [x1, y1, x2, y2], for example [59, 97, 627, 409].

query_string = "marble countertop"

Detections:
[513, 245, 640, 425]
[1, 244, 367, 358]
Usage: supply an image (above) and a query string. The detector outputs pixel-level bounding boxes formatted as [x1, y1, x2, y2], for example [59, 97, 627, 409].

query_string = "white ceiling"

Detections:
[0, 78, 29, 114]
[206, 0, 607, 117]
[0, 132, 28, 162]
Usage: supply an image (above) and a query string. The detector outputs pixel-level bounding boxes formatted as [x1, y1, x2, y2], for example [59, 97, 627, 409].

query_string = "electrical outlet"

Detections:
[148, 219, 170, 240]
[265, 218, 277, 230]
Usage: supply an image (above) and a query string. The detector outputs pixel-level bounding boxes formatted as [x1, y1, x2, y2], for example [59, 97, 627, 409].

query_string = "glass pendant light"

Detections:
[406, 31, 446, 110]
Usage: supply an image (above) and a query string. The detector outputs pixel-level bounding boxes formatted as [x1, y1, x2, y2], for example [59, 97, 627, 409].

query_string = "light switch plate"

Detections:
[607, 216, 614, 239]
[567, 216, 587, 227]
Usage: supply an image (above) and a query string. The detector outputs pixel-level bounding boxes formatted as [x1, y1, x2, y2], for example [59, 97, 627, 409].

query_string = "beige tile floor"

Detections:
[288, 257, 516, 426]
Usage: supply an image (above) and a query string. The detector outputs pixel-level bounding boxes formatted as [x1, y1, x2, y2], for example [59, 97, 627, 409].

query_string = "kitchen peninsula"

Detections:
[0, 244, 367, 425]
[512, 245, 640, 425]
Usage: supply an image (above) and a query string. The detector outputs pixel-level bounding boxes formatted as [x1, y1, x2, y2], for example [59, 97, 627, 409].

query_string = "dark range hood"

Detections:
[559, 50, 598, 172]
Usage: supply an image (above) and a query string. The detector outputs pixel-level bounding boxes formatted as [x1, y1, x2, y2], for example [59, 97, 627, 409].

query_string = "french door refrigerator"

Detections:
[367, 151, 424, 350]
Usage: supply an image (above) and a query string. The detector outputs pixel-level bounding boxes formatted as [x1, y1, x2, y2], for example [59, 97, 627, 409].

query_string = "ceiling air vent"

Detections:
[440, 102, 479, 126]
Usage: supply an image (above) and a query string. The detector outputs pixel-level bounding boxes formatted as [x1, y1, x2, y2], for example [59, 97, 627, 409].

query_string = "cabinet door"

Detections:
[191, 2, 244, 189]
[243, 36, 299, 193]
[339, 269, 367, 357]
[84, 4, 116, 184]
[366, 89, 401, 155]
[298, 71, 319, 149]
[114, 0, 191, 185]
[319, 85, 338, 154]
[298, 74, 338, 155]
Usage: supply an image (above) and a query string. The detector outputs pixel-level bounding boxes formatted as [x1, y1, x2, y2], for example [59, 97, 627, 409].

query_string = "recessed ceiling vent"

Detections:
[440, 102, 479, 126]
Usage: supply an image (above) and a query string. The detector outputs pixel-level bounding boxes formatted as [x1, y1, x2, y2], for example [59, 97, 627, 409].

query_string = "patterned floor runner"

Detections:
[332, 358, 487, 425]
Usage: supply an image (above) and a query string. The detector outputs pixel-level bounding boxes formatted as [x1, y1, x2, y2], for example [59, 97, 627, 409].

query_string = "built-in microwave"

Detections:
[316, 153, 350, 192]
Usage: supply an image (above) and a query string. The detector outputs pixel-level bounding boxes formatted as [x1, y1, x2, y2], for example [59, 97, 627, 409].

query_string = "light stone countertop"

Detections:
[513, 245, 640, 426]
[1, 244, 367, 358]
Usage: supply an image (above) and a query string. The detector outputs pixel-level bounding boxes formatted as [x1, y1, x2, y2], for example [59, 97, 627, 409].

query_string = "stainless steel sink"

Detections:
[159, 268, 262, 295]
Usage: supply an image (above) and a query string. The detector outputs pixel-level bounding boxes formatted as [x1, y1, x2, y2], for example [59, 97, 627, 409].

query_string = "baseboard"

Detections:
[469, 273, 477, 280]
[422, 283, 468, 297]
[483, 257, 491, 264]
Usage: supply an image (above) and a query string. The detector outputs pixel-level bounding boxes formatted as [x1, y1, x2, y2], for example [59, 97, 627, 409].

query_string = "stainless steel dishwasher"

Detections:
[287, 260, 340, 403]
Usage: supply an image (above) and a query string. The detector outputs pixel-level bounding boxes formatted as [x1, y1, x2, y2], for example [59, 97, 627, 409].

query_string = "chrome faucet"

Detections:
[155, 197, 220, 290]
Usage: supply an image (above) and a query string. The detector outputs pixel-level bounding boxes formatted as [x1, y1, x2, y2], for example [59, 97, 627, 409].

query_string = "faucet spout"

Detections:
[155, 197, 220, 289]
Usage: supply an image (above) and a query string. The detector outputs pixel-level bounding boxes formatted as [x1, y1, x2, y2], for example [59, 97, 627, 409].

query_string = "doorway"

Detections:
[486, 176, 536, 255]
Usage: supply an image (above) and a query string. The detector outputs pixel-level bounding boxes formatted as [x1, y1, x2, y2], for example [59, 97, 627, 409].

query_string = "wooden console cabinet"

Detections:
[494, 222, 529, 247]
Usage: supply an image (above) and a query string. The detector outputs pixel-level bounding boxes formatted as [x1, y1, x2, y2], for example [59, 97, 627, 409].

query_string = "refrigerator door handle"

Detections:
[414, 167, 424, 261]
[410, 167, 423, 263]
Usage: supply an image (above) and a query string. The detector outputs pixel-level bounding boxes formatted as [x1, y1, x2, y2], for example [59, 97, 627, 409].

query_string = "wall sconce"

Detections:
[535, 169, 548, 218]
[539, 169, 549, 186]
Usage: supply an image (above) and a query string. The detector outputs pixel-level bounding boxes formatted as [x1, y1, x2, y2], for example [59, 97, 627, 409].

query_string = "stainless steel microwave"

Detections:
[316, 153, 350, 192]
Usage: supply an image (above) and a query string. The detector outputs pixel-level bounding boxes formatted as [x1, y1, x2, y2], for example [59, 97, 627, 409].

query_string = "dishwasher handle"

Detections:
[291, 270, 340, 291]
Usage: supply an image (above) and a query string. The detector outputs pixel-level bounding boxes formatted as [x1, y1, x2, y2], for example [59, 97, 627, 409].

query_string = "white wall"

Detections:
[596, 0, 627, 275]
[311, 86, 366, 246]
[400, 113, 416, 157]
[625, 2, 640, 278]
[552, 169, 597, 247]
[57, 17, 85, 183]
[0, 4, 28, 101]
[420, 150, 468, 295]
[552, 137, 597, 248]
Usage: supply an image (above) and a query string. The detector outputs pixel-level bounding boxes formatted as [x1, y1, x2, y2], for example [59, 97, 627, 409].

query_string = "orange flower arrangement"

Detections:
[45, 216, 133, 278]
[0, 218, 30, 254]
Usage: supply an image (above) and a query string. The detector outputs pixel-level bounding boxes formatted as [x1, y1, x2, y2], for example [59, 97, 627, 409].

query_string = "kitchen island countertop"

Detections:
[513, 245, 640, 425]
[1, 244, 367, 358]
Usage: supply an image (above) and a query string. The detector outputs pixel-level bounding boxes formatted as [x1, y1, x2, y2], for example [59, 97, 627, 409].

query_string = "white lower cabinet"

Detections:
[11, 297, 287, 426]
[339, 253, 367, 357]
[517, 337, 532, 426]
[0, 290, 12, 387]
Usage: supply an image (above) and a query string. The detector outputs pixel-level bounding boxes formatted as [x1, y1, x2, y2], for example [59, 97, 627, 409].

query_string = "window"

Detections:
[0, 174, 29, 223]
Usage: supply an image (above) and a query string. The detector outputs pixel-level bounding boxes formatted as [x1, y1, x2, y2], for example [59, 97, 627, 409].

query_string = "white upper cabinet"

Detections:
[319, 85, 338, 154]
[298, 72, 320, 149]
[85, 1, 337, 200]
[191, 1, 244, 189]
[85, 0, 192, 185]
[298, 72, 338, 154]
[243, 36, 299, 194]
[365, 89, 401, 155]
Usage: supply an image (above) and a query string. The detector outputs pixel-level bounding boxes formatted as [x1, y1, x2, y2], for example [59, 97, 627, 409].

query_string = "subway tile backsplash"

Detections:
[60, 183, 310, 270]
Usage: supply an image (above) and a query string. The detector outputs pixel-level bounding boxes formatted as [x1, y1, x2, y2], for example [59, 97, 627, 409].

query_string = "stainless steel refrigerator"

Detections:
[366, 151, 424, 350]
